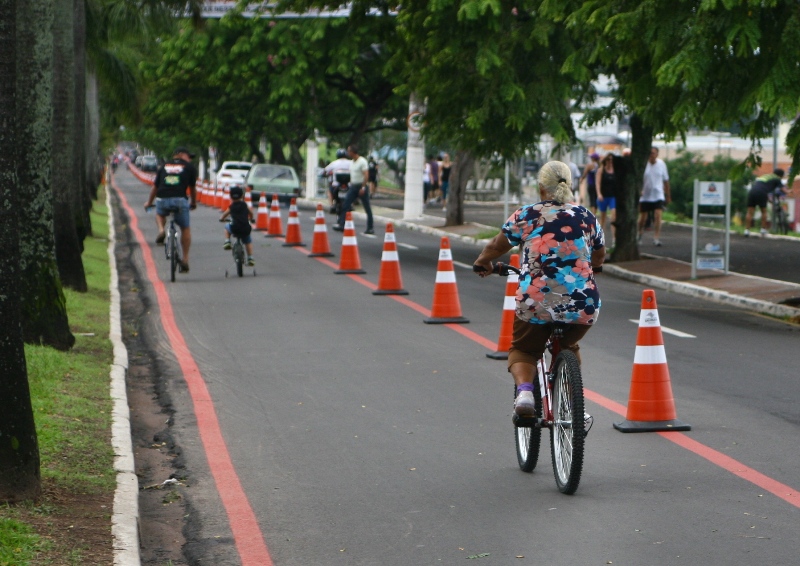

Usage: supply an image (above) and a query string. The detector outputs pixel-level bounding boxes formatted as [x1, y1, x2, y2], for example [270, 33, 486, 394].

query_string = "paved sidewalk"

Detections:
[307, 199, 800, 323]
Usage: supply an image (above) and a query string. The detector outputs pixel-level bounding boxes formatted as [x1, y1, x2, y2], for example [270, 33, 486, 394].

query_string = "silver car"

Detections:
[245, 163, 302, 205]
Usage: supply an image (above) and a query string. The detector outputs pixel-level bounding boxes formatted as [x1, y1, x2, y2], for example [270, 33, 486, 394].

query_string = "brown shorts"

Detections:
[507, 317, 592, 369]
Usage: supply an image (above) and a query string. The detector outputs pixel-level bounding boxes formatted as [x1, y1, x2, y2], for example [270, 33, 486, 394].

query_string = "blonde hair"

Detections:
[538, 160, 574, 204]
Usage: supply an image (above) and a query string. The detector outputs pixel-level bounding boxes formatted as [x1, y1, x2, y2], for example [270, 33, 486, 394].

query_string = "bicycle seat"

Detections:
[164, 207, 181, 214]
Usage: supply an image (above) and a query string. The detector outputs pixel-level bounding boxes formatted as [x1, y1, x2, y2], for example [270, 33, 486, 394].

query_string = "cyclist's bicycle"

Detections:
[220, 220, 256, 278]
[770, 188, 790, 235]
[147, 205, 183, 282]
[476, 262, 597, 494]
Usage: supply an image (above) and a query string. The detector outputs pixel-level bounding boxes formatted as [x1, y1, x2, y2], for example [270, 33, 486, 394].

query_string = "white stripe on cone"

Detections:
[633, 345, 668, 364]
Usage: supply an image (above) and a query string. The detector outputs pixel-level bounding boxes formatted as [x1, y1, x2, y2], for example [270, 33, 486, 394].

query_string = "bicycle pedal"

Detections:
[512, 414, 542, 428]
[584, 413, 594, 434]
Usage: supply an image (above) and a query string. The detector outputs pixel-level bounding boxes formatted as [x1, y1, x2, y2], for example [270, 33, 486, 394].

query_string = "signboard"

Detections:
[698, 181, 726, 205]
[697, 257, 725, 270]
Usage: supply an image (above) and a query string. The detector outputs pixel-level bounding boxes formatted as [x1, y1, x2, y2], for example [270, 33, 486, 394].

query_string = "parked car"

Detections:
[245, 163, 301, 205]
[215, 161, 252, 192]
[140, 155, 159, 172]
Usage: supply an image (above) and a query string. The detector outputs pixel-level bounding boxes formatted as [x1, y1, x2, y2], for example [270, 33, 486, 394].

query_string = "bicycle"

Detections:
[220, 220, 256, 278]
[146, 205, 183, 282]
[770, 188, 790, 235]
[476, 262, 597, 494]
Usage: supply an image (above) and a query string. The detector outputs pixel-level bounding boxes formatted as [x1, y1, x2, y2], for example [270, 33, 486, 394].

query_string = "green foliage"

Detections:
[664, 151, 755, 218]
[392, 0, 579, 158]
[0, 517, 41, 565]
[131, 12, 406, 166]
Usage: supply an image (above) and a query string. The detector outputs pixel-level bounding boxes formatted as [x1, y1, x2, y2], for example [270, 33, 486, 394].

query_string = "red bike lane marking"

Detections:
[306, 245, 799, 509]
[113, 182, 274, 566]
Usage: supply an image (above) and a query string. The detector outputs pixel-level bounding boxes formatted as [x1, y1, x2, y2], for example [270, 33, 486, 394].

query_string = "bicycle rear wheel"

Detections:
[169, 230, 178, 282]
[234, 242, 244, 278]
[514, 384, 542, 472]
[549, 351, 585, 494]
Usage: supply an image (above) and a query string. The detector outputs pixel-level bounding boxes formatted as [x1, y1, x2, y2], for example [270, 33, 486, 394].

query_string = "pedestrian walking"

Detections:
[638, 147, 671, 246]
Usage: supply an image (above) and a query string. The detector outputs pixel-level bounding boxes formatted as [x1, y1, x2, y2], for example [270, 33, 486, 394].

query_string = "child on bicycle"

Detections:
[220, 185, 255, 266]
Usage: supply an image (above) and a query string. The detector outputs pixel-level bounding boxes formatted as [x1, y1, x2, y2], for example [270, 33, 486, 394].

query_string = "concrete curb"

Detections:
[602, 263, 800, 320]
[107, 182, 141, 566]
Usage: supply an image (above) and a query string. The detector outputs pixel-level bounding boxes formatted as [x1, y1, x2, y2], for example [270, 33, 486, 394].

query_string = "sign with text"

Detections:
[698, 181, 726, 205]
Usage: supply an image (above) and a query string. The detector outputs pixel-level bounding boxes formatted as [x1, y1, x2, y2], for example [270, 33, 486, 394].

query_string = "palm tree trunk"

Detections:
[17, 0, 75, 349]
[52, 0, 87, 291]
[0, 0, 42, 503]
[74, 0, 91, 236]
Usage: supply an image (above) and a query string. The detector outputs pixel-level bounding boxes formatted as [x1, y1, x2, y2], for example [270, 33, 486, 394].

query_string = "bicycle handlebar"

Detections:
[473, 262, 602, 276]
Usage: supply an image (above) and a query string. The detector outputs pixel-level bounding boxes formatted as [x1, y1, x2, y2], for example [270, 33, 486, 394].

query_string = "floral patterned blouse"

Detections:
[502, 201, 604, 325]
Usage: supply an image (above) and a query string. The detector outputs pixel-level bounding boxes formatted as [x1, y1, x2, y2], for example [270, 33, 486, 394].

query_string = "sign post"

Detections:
[691, 180, 731, 279]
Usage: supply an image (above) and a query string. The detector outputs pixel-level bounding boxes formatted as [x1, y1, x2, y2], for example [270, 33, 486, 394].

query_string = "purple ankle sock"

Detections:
[516, 383, 534, 394]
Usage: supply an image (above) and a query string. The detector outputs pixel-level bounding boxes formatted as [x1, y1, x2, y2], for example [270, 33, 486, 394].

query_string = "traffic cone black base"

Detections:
[485, 351, 509, 360]
[613, 419, 691, 433]
[423, 316, 469, 324]
[373, 289, 409, 296]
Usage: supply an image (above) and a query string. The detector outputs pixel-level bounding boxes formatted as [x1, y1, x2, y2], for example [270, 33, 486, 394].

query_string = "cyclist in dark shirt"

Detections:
[144, 147, 198, 272]
[744, 169, 784, 237]
[220, 185, 255, 266]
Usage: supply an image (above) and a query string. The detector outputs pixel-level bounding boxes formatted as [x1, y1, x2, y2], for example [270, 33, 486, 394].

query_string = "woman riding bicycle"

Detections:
[474, 160, 605, 417]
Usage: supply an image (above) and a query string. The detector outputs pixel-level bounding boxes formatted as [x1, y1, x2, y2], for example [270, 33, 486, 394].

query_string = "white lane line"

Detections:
[398, 243, 418, 250]
[454, 261, 474, 269]
[628, 319, 696, 338]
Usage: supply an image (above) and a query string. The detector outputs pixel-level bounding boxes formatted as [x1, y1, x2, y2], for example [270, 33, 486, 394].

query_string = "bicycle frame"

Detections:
[535, 332, 562, 426]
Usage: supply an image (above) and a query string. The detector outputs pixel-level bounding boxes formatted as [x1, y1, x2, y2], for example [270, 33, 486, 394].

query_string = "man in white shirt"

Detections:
[324, 148, 351, 214]
[334, 145, 374, 234]
[638, 147, 670, 246]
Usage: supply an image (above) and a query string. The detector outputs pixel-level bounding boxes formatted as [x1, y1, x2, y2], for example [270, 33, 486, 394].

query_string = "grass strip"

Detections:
[0, 187, 115, 565]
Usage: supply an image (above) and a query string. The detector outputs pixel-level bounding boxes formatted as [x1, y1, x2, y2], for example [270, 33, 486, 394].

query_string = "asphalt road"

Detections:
[113, 169, 800, 565]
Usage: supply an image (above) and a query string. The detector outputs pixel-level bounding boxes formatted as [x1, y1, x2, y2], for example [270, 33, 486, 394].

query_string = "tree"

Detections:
[391, 0, 579, 226]
[0, 0, 42, 502]
[17, 0, 75, 350]
[52, 0, 88, 291]
[134, 10, 407, 170]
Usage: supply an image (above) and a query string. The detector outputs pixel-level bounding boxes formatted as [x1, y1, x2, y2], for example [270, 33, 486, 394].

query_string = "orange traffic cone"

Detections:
[373, 223, 408, 295]
[282, 198, 305, 247]
[221, 185, 231, 211]
[423, 236, 469, 324]
[214, 185, 223, 209]
[266, 194, 284, 237]
[244, 189, 252, 210]
[308, 203, 334, 258]
[255, 194, 269, 231]
[486, 253, 520, 359]
[197, 181, 205, 205]
[614, 290, 691, 432]
[334, 212, 366, 274]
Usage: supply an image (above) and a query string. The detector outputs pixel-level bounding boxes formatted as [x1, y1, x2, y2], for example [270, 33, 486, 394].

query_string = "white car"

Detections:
[215, 161, 253, 191]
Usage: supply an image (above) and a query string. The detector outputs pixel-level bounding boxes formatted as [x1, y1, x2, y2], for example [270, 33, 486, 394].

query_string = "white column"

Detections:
[305, 138, 319, 199]
[403, 93, 425, 220]
[199, 158, 206, 181]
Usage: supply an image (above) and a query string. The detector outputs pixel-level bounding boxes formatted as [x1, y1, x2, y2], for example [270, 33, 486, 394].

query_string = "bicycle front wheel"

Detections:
[549, 351, 585, 494]
[515, 384, 542, 472]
